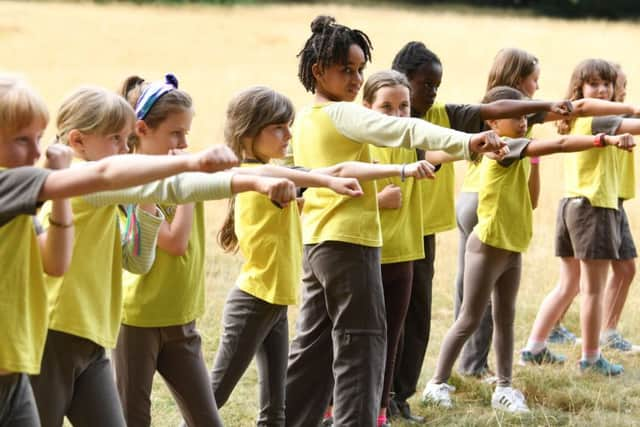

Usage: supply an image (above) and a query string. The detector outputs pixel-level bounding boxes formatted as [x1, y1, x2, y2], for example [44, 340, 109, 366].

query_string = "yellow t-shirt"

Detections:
[369, 146, 424, 264]
[422, 103, 456, 234]
[618, 150, 635, 200]
[235, 164, 302, 305]
[0, 216, 48, 374]
[122, 202, 206, 327]
[475, 138, 533, 253]
[42, 197, 123, 349]
[564, 117, 620, 209]
[292, 105, 382, 246]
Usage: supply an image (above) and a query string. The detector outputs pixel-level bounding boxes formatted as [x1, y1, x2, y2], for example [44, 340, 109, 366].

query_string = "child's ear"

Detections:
[67, 129, 84, 153]
[363, 100, 372, 109]
[485, 119, 499, 131]
[311, 63, 323, 80]
[135, 119, 149, 137]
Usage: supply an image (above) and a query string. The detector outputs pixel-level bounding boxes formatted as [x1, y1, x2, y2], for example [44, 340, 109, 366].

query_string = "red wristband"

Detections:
[530, 156, 540, 165]
[594, 133, 606, 147]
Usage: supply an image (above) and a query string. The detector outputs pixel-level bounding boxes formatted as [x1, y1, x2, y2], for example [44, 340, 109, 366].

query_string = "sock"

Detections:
[601, 328, 617, 341]
[582, 349, 600, 363]
[525, 339, 546, 354]
[377, 415, 387, 426]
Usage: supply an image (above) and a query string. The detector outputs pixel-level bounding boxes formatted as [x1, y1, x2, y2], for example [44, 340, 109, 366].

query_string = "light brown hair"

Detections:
[362, 70, 411, 105]
[486, 48, 538, 92]
[218, 86, 295, 253]
[0, 74, 49, 137]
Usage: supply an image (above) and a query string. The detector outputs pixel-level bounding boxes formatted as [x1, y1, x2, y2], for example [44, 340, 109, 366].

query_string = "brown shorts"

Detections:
[555, 197, 635, 260]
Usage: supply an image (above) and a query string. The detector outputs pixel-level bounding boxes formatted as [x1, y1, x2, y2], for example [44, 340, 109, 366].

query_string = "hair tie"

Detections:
[134, 73, 179, 120]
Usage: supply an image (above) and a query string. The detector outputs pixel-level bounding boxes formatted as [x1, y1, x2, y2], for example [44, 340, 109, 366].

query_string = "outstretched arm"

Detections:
[525, 133, 635, 157]
[480, 99, 572, 121]
[38, 145, 239, 201]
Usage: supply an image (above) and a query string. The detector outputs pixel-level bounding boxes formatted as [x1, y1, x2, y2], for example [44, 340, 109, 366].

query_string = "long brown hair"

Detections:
[557, 59, 617, 134]
[217, 86, 295, 253]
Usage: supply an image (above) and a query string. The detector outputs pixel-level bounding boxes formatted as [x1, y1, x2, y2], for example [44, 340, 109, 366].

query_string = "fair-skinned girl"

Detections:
[284, 15, 508, 427]
[520, 59, 640, 374]
[211, 85, 437, 427]
[28, 82, 298, 427]
[389, 43, 575, 419]
[362, 70, 452, 427]
[422, 85, 634, 413]
[0, 74, 257, 426]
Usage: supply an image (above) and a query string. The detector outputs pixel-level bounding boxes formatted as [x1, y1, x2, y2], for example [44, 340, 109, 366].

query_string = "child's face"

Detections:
[518, 65, 540, 98]
[408, 62, 442, 117]
[582, 76, 614, 101]
[77, 125, 132, 161]
[252, 122, 292, 161]
[0, 120, 45, 168]
[313, 44, 366, 102]
[490, 116, 528, 139]
[137, 109, 193, 155]
[365, 85, 410, 118]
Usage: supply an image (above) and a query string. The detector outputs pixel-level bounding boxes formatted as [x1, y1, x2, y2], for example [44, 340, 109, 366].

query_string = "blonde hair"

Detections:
[56, 86, 135, 145]
[557, 59, 618, 134]
[486, 48, 539, 92]
[218, 85, 295, 253]
[362, 70, 411, 104]
[0, 74, 49, 137]
[120, 75, 193, 151]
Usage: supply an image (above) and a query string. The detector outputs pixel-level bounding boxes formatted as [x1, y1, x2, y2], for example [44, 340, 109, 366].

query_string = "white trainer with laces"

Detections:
[421, 382, 455, 408]
[491, 387, 530, 414]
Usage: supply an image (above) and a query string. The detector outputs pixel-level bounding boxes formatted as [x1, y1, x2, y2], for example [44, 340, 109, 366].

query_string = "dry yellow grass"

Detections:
[2, 1, 640, 425]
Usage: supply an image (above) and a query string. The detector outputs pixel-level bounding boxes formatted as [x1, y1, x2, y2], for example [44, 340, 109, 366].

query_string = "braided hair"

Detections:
[391, 41, 441, 79]
[297, 15, 373, 94]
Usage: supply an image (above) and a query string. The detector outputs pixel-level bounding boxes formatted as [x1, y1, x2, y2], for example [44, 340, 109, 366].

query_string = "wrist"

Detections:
[594, 133, 606, 147]
[400, 164, 407, 182]
[530, 156, 540, 165]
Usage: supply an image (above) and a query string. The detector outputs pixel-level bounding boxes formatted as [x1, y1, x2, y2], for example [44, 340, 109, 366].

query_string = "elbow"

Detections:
[44, 261, 69, 277]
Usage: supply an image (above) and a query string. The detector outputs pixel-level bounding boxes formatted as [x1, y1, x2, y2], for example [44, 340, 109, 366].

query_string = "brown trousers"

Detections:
[30, 330, 126, 427]
[285, 242, 386, 427]
[433, 234, 522, 387]
[113, 321, 221, 427]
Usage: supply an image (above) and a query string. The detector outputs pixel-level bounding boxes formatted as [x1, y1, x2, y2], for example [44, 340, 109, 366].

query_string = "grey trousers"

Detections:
[285, 242, 386, 427]
[454, 192, 493, 376]
[211, 287, 288, 427]
[30, 330, 126, 427]
[0, 374, 39, 427]
[434, 234, 521, 387]
[113, 321, 221, 427]
[392, 235, 435, 403]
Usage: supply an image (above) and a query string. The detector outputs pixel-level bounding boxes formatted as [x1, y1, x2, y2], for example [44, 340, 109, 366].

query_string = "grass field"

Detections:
[3, 1, 640, 425]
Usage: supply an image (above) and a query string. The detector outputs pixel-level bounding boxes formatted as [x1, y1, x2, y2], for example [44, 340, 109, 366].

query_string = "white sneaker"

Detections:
[421, 382, 454, 408]
[491, 387, 530, 414]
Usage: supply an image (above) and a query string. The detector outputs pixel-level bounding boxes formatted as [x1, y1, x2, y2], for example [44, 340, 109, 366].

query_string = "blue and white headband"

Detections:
[134, 73, 179, 120]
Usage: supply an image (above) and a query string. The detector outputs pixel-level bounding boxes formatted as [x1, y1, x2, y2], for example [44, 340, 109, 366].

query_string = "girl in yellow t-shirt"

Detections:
[0, 75, 244, 427]
[212, 85, 437, 426]
[286, 16, 509, 427]
[388, 44, 574, 407]
[30, 84, 299, 427]
[522, 59, 640, 375]
[422, 85, 634, 413]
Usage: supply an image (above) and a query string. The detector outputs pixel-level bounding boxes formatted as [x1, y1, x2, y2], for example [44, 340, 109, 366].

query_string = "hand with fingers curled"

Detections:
[45, 144, 75, 170]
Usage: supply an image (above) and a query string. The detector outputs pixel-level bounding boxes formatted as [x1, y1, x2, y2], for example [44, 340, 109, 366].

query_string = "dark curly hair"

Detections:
[297, 15, 373, 93]
[391, 41, 441, 79]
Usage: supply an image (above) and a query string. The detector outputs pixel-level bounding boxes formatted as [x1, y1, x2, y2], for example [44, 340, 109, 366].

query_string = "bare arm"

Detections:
[424, 151, 459, 165]
[156, 204, 195, 257]
[528, 163, 540, 210]
[617, 118, 640, 135]
[38, 199, 73, 276]
[312, 160, 435, 182]
[525, 133, 635, 157]
[480, 99, 571, 121]
[38, 145, 239, 201]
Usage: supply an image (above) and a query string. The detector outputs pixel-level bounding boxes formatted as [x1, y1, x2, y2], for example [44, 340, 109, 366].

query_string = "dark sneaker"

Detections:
[391, 399, 425, 424]
[601, 331, 633, 351]
[519, 347, 567, 365]
[320, 416, 333, 427]
[548, 324, 577, 344]
[579, 356, 624, 376]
